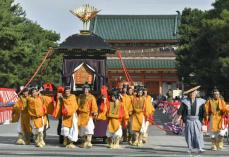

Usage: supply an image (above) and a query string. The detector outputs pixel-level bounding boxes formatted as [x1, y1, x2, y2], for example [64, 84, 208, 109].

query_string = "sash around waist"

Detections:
[187, 116, 199, 121]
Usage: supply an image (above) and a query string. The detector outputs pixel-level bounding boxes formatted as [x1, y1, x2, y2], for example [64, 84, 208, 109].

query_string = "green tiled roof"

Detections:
[107, 59, 176, 69]
[90, 15, 180, 41]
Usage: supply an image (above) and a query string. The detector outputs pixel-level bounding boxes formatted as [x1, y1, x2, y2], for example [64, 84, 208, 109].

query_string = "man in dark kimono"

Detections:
[178, 86, 206, 153]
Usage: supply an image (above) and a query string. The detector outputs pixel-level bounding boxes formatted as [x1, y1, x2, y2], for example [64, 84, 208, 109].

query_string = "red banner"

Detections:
[0, 107, 12, 124]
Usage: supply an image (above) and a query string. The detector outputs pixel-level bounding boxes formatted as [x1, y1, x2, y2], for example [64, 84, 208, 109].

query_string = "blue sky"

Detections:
[14, 0, 215, 42]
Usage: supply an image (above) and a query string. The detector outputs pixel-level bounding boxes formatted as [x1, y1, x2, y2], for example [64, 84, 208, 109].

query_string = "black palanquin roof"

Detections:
[55, 32, 115, 55]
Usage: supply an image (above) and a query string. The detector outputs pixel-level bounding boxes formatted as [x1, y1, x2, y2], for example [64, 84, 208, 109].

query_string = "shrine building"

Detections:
[89, 13, 181, 96]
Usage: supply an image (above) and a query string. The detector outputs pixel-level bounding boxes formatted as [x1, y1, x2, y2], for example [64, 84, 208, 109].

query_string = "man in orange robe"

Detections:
[131, 87, 151, 146]
[120, 84, 132, 142]
[12, 88, 32, 145]
[106, 90, 128, 149]
[27, 88, 47, 148]
[127, 87, 135, 144]
[40, 83, 56, 132]
[143, 88, 155, 143]
[77, 84, 98, 148]
[54, 86, 79, 148]
[205, 87, 229, 151]
[39, 91, 55, 141]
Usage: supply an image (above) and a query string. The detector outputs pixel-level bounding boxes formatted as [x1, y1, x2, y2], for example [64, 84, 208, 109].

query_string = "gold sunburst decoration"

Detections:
[70, 4, 100, 31]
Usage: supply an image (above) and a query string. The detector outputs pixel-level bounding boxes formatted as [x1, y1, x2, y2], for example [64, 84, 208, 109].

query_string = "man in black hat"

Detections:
[13, 88, 32, 145]
[130, 87, 147, 146]
[127, 86, 135, 144]
[120, 84, 132, 142]
[142, 88, 155, 143]
[78, 83, 98, 148]
[106, 89, 128, 149]
[56, 86, 79, 148]
[27, 87, 47, 147]
[205, 87, 229, 151]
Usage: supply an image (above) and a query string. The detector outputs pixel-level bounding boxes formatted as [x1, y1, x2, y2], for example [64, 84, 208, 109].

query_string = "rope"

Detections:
[117, 51, 134, 84]
[38, 53, 53, 79]
[5, 48, 53, 105]
[117, 51, 130, 82]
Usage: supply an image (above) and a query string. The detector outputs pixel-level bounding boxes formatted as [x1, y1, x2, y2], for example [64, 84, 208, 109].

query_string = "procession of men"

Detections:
[11, 82, 229, 154]
[12, 83, 156, 149]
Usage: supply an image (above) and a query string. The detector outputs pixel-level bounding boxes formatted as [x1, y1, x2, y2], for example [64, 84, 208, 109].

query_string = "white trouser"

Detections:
[61, 113, 78, 142]
[209, 115, 228, 138]
[17, 114, 22, 134]
[106, 125, 123, 139]
[30, 117, 44, 134]
[143, 121, 149, 137]
[210, 128, 228, 138]
[140, 117, 147, 134]
[79, 117, 95, 136]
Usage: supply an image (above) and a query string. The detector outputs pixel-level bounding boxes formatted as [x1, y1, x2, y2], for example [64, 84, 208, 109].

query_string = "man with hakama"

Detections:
[120, 84, 132, 142]
[178, 86, 206, 153]
[27, 88, 47, 148]
[127, 87, 134, 144]
[205, 87, 229, 151]
[12, 88, 32, 145]
[39, 92, 55, 141]
[77, 84, 98, 148]
[142, 88, 155, 143]
[106, 90, 128, 149]
[131, 87, 151, 147]
[54, 86, 79, 148]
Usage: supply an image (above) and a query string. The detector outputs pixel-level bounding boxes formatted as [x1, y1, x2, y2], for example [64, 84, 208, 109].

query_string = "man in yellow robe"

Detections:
[106, 90, 128, 149]
[131, 87, 151, 146]
[77, 84, 98, 148]
[120, 85, 132, 142]
[127, 87, 135, 144]
[205, 87, 229, 151]
[27, 88, 47, 148]
[39, 92, 55, 141]
[54, 86, 79, 148]
[143, 88, 155, 143]
[12, 88, 32, 145]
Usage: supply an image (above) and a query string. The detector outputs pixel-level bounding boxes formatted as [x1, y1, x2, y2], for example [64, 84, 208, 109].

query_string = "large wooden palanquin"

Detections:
[55, 31, 115, 95]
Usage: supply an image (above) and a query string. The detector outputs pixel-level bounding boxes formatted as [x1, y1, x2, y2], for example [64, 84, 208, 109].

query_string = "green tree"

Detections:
[0, 0, 62, 89]
[176, 8, 206, 85]
[176, 0, 229, 99]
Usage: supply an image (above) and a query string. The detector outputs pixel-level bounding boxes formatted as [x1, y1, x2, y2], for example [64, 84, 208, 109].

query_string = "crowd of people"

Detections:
[11, 82, 229, 153]
[12, 83, 155, 149]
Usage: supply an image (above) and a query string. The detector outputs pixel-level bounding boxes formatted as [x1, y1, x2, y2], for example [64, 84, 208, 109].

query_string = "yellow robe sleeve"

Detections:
[145, 96, 155, 121]
[204, 100, 211, 120]
[127, 95, 133, 116]
[91, 95, 98, 115]
[219, 99, 229, 113]
[42, 95, 54, 115]
[12, 100, 21, 122]
[52, 98, 61, 119]
[123, 103, 129, 120]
